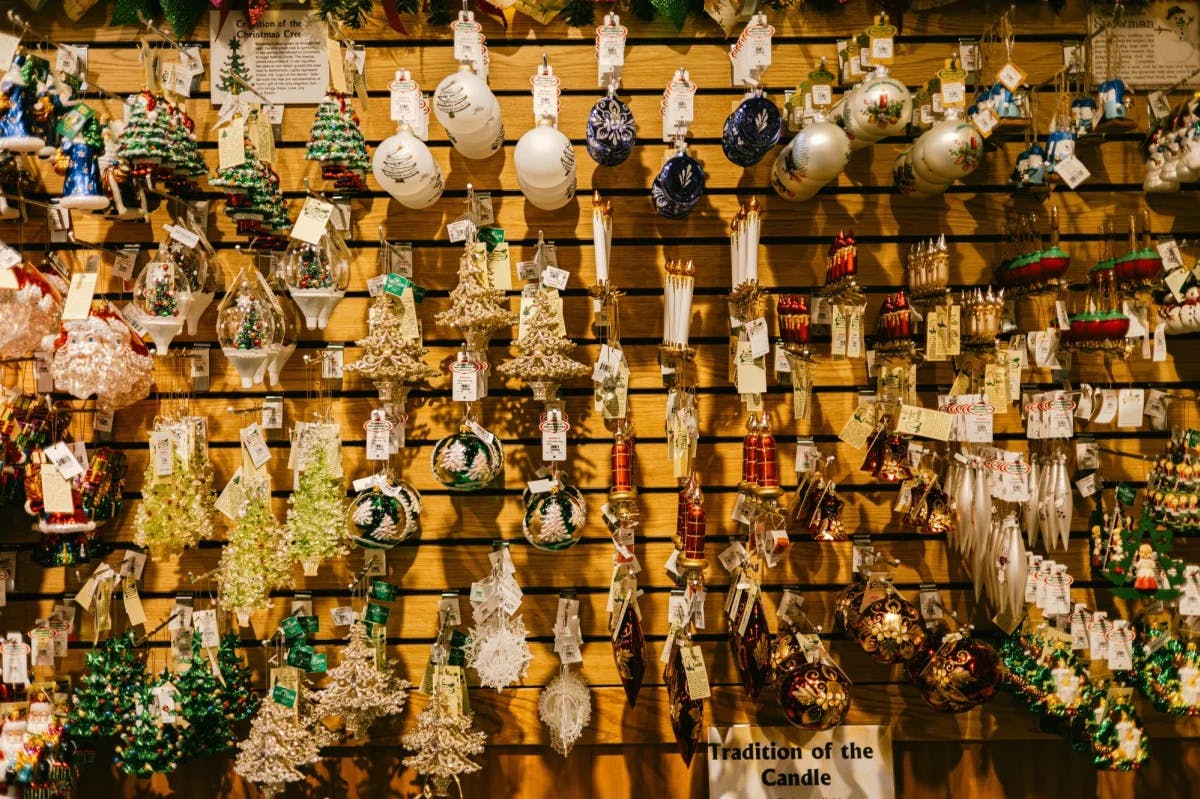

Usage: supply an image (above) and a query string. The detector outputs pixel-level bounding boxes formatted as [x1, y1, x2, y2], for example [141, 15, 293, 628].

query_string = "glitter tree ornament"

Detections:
[218, 264, 284, 388]
[133, 422, 216, 558]
[434, 245, 516, 354]
[286, 427, 349, 575]
[345, 293, 438, 402]
[305, 94, 371, 192]
[234, 694, 321, 799]
[499, 286, 588, 401]
[175, 634, 236, 761]
[218, 476, 292, 620]
[402, 680, 486, 795]
[113, 675, 184, 775]
[71, 633, 148, 740]
[313, 621, 411, 740]
[118, 92, 172, 175]
[537, 667, 592, 756]
[217, 631, 261, 723]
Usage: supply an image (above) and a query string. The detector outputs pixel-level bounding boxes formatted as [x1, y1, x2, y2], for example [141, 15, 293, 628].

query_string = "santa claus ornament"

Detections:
[50, 301, 154, 411]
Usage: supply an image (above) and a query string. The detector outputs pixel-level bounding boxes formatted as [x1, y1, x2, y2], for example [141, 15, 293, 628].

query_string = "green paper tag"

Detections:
[286, 645, 314, 670]
[1116, 483, 1136, 506]
[271, 685, 297, 708]
[57, 104, 95, 139]
[383, 274, 425, 303]
[370, 580, 398, 602]
[478, 227, 505, 249]
[309, 653, 327, 673]
[364, 603, 390, 624]
[280, 616, 304, 640]
[299, 615, 319, 634]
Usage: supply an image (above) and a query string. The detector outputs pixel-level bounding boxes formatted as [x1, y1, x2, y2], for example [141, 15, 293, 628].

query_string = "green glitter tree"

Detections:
[72, 633, 148, 740]
[114, 673, 185, 775]
[234, 298, 267, 350]
[219, 38, 250, 96]
[175, 633, 237, 760]
[217, 631, 260, 723]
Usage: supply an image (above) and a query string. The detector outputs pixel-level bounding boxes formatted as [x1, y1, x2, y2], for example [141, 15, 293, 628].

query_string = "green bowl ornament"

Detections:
[347, 477, 421, 549]
[523, 481, 587, 551]
[431, 423, 504, 491]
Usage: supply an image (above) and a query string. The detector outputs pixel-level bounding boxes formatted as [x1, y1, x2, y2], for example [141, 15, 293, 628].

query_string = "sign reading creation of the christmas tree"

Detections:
[1089, 0, 1200, 88]
[209, 10, 329, 106]
[707, 726, 894, 799]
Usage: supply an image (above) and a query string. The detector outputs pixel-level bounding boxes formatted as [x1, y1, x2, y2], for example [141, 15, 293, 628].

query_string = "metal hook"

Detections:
[136, 10, 186, 53]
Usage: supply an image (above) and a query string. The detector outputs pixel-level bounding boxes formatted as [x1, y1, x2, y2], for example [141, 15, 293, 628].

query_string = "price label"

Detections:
[1053, 155, 1091, 189]
[291, 198, 335, 245]
[542, 265, 569, 290]
[240, 423, 272, 469]
[941, 81, 966, 106]
[997, 62, 1027, 92]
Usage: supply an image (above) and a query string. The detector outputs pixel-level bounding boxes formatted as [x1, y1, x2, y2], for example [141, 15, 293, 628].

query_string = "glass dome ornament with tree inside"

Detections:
[280, 197, 351, 330]
[156, 216, 222, 336]
[132, 258, 193, 352]
[265, 259, 300, 386]
[217, 260, 283, 389]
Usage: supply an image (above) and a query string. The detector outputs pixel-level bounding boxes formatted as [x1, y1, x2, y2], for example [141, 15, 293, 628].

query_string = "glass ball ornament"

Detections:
[853, 594, 926, 664]
[51, 301, 154, 411]
[789, 116, 851, 184]
[131, 259, 193, 352]
[905, 627, 1002, 713]
[434, 68, 501, 137]
[348, 477, 421, 548]
[847, 68, 912, 144]
[0, 261, 64, 360]
[515, 124, 576, 191]
[776, 660, 852, 731]
[771, 147, 824, 202]
[522, 482, 586, 551]
[912, 113, 984, 184]
[447, 119, 505, 161]
[431, 424, 504, 490]
[280, 228, 351, 330]
[372, 126, 445, 209]
[833, 580, 867, 632]
[217, 265, 283, 389]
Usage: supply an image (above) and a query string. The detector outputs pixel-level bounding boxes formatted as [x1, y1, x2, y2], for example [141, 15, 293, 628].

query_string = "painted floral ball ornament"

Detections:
[522, 482, 586, 551]
[905, 627, 1002, 713]
[776, 661, 852, 731]
[348, 477, 422, 549]
[912, 112, 984, 183]
[431, 424, 504, 491]
[853, 594, 926, 664]
[833, 580, 868, 632]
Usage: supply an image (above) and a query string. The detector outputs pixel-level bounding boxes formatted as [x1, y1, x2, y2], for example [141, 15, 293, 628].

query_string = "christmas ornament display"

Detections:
[114, 673, 184, 775]
[305, 93, 371, 192]
[281, 224, 351, 330]
[0, 392, 69, 507]
[372, 125, 445, 209]
[51, 300, 154, 410]
[840, 65, 911, 148]
[853, 592, 926, 664]
[157, 222, 221, 336]
[72, 633, 148, 739]
[217, 263, 285, 389]
[0, 259, 65, 361]
[314, 621, 411, 739]
[434, 238, 516, 353]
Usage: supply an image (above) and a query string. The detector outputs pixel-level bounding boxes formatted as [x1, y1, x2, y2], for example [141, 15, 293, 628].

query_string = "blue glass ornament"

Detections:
[57, 139, 108, 211]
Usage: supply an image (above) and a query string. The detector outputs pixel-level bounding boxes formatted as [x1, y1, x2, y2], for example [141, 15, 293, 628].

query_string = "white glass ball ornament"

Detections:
[434, 69, 500, 136]
[849, 68, 912, 143]
[790, 116, 851, 184]
[448, 118, 505, 160]
[515, 124, 576, 190]
[771, 146, 824, 202]
[518, 172, 577, 211]
[373, 127, 445, 209]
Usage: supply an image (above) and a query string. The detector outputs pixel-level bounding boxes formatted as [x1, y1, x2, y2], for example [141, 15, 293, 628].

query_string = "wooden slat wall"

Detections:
[7, 2, 1200, 797]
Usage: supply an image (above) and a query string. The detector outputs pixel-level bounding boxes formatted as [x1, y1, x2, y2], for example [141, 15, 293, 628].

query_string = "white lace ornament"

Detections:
[467, 616, 533, 691]
[538, 667, 592, 756]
